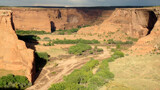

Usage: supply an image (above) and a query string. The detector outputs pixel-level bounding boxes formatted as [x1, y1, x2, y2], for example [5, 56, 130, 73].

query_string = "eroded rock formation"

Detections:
[0, 7, 114, 32]
[130, 16, 160, 54]
[0, 10, 35, 82]
[78, 8, 157, 38]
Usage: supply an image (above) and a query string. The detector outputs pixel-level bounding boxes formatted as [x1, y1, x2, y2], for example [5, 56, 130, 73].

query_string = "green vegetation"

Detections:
[56, 28, 79, 35]
[16, 30, 50, 35]
[0, 74, 31, 89]
[108, 50, 124, 62]
[56, 25, 90, 35]
[35, 52, 49, 62]
[35, 52, 49, 72]
[107, 39, 133, 44]
[127, 37, 138, 42]
[68, 43, 92, 55]
[49, 59, 99, 90]
[44, 39, 100, 46]
[17, 35, 40, 42]
[88, 60, 114, 90]
[43, 41, 54, 46]
[52, 39, 100, 44]
[43, 37, 51, 41]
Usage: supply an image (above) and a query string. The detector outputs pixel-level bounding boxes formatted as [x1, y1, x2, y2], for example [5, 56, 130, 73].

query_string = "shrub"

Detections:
[16, 30, 49, 35]
[43, 37, 51, 41]
[127, 37, 138, 42]
[35, 52, 49, 61]
[68, 43, 92, 55]
[17, 35, 40, 42]
[43, 41, 54, 46]
[64, 70, 93, 84]
[49, 59, 99, 90]
[81, 60, 99, 72]
[0, 74, 31, 89]
[49, 82, 86, 90]
[116, 44, 121, 49]
[87, 59, 114, 89]
[97, 48, 103, 52]
[52, 39, 100, 44]
[107, 39, 133, 45]
[90, 50, 93, 54]
[112, 50, 124, 58]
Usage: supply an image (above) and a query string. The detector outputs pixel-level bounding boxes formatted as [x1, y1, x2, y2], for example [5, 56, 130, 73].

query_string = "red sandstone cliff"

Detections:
[130, 16, 160, 54]
[0, 7, 113, 32]
[78, 8, 157, 38]
[0, 10, 35, 82]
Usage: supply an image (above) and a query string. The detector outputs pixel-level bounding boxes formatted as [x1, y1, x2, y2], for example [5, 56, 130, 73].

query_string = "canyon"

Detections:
[1, 7, 114, 32]
[0, 6, 160, 89]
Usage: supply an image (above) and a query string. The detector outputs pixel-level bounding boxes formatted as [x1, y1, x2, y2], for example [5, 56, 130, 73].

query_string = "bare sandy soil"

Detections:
[27, 46, 110, 90]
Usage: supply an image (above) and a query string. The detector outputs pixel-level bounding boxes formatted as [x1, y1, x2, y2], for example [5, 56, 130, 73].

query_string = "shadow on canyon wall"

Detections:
[17, 35, 47, 83]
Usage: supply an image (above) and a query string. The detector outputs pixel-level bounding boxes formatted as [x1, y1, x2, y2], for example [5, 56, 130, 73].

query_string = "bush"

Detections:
[35, 52, 49, 61]
[90, 50, 93, 54]
[64, 70, 93, 84]
[43, 37, 51, 41]
[97, 48, 103, 52]
[0, 74, 31, 89]
[87, 60, 114, 89]
[17, 35, 40, 42]
[49, 59, 99, 90]
[112, 50, 124, 58]
[81, 60, 99, 72]
[52, 39, 100, 44]
[127, 37, 138, 42]
[68, 43, 92, 55]
[107, 39, 133, 45]
[49, 82, 86, 90]
[43, 41, 54, 46]
[16, 30, 49, 35]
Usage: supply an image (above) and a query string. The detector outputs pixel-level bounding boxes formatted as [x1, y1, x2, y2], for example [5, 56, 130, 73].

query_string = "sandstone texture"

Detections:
[78, 8, 157, 38]
[0, 10, 35, 82]
[0, 7, 114, 32]
[130, 16, 160, 54]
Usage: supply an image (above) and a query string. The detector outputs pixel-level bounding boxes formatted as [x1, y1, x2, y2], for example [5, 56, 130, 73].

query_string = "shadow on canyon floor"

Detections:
[17, 34, 48, 83]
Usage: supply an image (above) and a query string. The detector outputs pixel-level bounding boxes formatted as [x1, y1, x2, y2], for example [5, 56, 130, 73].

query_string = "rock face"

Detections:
[130, 16, 160, 54]
[0, 7, 114, 32]
[78, 8, 157, 38]
[13, 10, 51, 32]
[0, 10, 35, 82]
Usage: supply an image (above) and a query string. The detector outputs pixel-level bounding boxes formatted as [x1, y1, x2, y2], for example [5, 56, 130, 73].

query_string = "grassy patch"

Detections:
[16, 30, 50, 35]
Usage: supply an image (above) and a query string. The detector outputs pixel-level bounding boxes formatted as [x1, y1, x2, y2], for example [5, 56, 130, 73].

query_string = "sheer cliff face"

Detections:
[130, 17, 160, 54]
[2, 8, 113, 32]
[0, 10, 35, 82]
[13, 10, 51, 32]
[78, 8, 157, 38]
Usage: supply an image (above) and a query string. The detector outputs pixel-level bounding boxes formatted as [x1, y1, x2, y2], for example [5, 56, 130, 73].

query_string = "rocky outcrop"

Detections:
[0, 10, 35, 82]
[0, 7, 114, 32]
[78, 8, 157, 38]
[130, 16, 160, 55]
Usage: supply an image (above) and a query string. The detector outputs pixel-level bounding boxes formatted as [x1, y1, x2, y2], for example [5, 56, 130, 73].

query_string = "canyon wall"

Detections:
[0, 7, 114, 32]
[78, 8, 157, 38]
[130, 16, 160, 54]
[0, 10, 35, 82]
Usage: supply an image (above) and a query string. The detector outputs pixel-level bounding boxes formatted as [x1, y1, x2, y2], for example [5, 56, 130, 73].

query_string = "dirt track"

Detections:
[27, 46, 110, 90]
